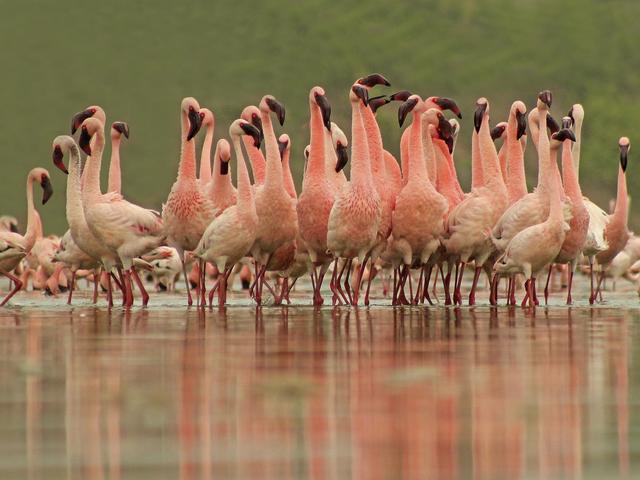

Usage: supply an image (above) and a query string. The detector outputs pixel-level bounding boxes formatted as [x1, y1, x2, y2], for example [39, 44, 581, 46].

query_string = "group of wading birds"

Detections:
[0, 74, 634, 308]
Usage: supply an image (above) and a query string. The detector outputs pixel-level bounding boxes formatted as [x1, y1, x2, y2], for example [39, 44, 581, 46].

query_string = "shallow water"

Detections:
[0, 279, 639, 479]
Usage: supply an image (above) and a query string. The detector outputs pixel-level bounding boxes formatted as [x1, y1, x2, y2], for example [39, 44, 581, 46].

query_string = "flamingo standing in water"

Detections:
[327, 84, 381, 305]
[162, 97, 208, 306]
[0, 168, 53, 305]
[593, 137, 631, 302]
[195, 120, 261, 306]
[79, 118, 163, 307]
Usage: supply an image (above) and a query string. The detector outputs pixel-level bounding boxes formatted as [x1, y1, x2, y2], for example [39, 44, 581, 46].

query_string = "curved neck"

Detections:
[349, 101, 373, 189]
[107, 136, 121, 194]
[260, 110, 284, 188]
[306, 102, 327, 182]
[199, 122, 214, 183]
[231, 136, 254, 212]
[23, 175, 38, 250]
[66, 144, 86, 234]
[471, 129, 483, 189]
[84, 128, 105, 198]
[572, 117, 583, 176]
[561, 139, 582, 200]
[210, 155, 234, 201]
[178, 110, 197, 182]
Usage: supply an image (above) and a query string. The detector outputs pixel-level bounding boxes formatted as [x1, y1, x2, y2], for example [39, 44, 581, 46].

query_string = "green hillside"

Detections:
[1, 0, 638, 233]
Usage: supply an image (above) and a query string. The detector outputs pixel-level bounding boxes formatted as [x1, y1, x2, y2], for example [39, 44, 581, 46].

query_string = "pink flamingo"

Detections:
[279, 134, 297, 199]
[240, 106, 266, 185]
[544, 116, 588, 304]
[492, 122, 508, 181]
[162, 97, 209, 306]
[594, 137, 631, 302]
[79, 118, 163, 307]
[250, 95, 298, 305]
[107, 121, 130, 194]
[504, 101, 528, 204]
[52, 230, 99, 304]
[326, 122, 348, 193]
[327, 84, 381, 305]
[297, 86, 334, 305]
[494, 124, 573, 307]
[0, 168, 53, 305]
[207, 139, 237, 216]
[442, 98, 508, 305]
[195, 120, 261, 306]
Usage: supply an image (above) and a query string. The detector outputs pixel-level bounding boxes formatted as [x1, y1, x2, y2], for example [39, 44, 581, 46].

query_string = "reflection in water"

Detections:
[0, 306, 637, 479]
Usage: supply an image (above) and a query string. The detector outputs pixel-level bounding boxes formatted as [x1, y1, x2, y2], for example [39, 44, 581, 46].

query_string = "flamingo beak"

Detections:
[368, 95, 390, 114]
[335, 143, 349, 173]
[71, 109, 94, 134]
[445, 136, 454, 154]
[52, 145, 68, 175]
[516, 110, 527, 139]
[357, 73, 391, 88]
[278, 139, 289, 160]
[187, 108, 202, 141]
[220, 160, 229, 176]
[240, 122, 262, 148]
[437, 113, 453, 140]
[434, 97, 463, 119]
[315, 93, 332, 131]
[567, 107, 575, 126]
[352, 86, 369, 107]
[490, 125, 506, 141]
[250, 116, 264, 147]
[266, 98, 286, 126]
[561, 116, 572, 129]
[538, 90, 552, 108]
[112, 122, 130, 139]
[79, 127, 92, 155]
[552, 128, 576, 143]
[388, 90, 412, 102]
[474, 102, 487, 133]
[398, 97, 418, 127]
[546, 114, 560, 134]
[41, 176, 53, 205]
[620, 144, 629, 172]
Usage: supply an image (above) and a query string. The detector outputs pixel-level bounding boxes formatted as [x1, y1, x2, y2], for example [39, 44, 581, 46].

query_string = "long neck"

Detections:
[242, 138, 266, 185]
[306, 102, 327, 184]
[610, 165, 629, 229]
[400, 127, 410, 185]
[421, 118, 437, 184]
[471, 129, 483, 189]
[534, 111, 554, 193]
[66, 144, 86, 233]
[107, 135, 121, 193]
[360, 102, 386, 191]
[572, 117, 583, 176]
[83, 128, 105, 198]
[478, 112, 503, 188]
[210, 156, 235, 201]
[407, 111, 428, 183]
[199, 122, 214, 183]
[23, 175, 37, 250]
[506, 114, 527, 200]
[349, 101, 373, 189]
[435, 139, 463, 200]
[261, 110, 283, 188]
[498, 143, 507, 181]
[178, 111, 197, 182]
[561, 140, 582, 201]
[232, 136, 254, 212]
[282, 152, 297, 199]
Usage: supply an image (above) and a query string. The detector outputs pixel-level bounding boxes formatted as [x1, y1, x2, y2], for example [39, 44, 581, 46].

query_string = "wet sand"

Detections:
[0, 277, 638, 479]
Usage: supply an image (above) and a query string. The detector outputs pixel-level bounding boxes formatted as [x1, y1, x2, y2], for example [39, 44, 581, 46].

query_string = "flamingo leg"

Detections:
[442, 263, 452, 306]
[532, 277, 539, 306]
[131, 268, 149, 307]
[413, 265, 424, 305]
[67, 271, 76, 305]
[422, 265, 434, 305]
[179, 251, 193, 307]
[567, 267, 574, 305]
[0, 271, 23, 306]
[92, 270, 100, 304]
[343, 258, 354, 304]
[544, 264, 553, 305]
[453, 262, 465, 306]
[106, 272, 114, 308]
[468, 266, 482, 306]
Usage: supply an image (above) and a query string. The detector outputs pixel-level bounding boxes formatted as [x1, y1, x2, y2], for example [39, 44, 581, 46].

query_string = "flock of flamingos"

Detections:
[0, 74, 635, 308]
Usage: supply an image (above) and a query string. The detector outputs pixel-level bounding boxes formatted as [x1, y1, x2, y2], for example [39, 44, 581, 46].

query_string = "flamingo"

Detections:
[0, 168, 53, 306]
[593, 137, 631, 302]
[240, 105, 266, 185]
[198, 108, 215, 186]
[107, 121, 130, 194]
[492, 122, 508, 180]
[0, 217, 19, 233]
[162, 97, 208, 306]
[194, 119, 261, 306]
[442, 97, 508, 305]
[207, 139, 237, 216]
[52, 230, 99, 303]
[78, 118, 164, 307]
[297, 86, 334, 305]
[327, 84, 381, 305]
[250, 95, 298, 305]
[279, 134, 297, 199]
[494, 125, 573, 307]
[326, 122, 349, 193]
[504, 101, 528, 204]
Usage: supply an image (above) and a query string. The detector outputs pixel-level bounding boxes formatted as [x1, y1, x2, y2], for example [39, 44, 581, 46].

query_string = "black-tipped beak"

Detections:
[437, 113, 453, 140]
[187, 108, 202, 141]
[220, 160, 229, 176]
[368, 95, 390, 114]
[516, 110, 527, 139]
[335, 143, 349, 173]
[538, 90, 552, 108]
[240, 122, 262, 148]
[70, 109, 94, 134]
[567, 107, 575, 126]
[352, 86, 368, 106]
[315, 93, 332, 131]
[52, 145, 68, 174]
[41, 176, 53, 205]
[79, 127, 92, 155]
[113, 122, 130, 139]
[357, 73, 391, 88]
[9, 223, 18, 234]
[474, 102, 487, 133]
[266, 98, 286, 126]
[251, 116, 264, 147]
[546, 114, 560, 134]
[434, 97, 462, 119]
[388, 90, 412, 102]
[278, 139, 289, 160]
[398, 97, 418, 127]
[490, 124, 506, 141]
[620, 144, 629, 172]
[445, 136, 454, 154]
[552, 128, 576, 143]
[561, 116, 572, 129]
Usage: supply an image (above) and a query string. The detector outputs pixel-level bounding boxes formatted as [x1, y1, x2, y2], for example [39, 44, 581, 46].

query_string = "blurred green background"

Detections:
[1, 0, 638, 233]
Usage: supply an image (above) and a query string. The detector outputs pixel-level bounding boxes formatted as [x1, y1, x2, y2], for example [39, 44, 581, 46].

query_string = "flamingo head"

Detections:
[229, 119, 262, 148]
[424, 108, 453, 143]
[78, 117, 104, 155]
[561, 116, 572, 129]
[490, 122, 507, 141]
[397, 94, 423, 127]
[510, 101, 527, 139]
[474, 98, 489, 133]
[303, 145, 310, 161]
[536, 90, 552, 111]
[357, 73, 391, 89]
[30, 168, 53, 205]
[0, 216, 19, 234]
[426, 96, 463, 119]
[310, 87, 331, 131]
[567, 104, 584, 127]
[387, 90, 412, 103]
[350, 84, 368, 107]
[260, 95, 286, 126]
[619, 137, 630, 172]
[331, 122, 349, 173]
[51, 135, 77, 175]
[550, 128, 576, 151]
[71, 105, 105, 134]
[111, 121, 130, 140]
[546, 114, 560, 135]
[278, 134, 290, 161]
[200, 108, 214, 128]
[181, 97, 202, 141]
[241, 106, 263, 147]
[368, 95, 391, 114]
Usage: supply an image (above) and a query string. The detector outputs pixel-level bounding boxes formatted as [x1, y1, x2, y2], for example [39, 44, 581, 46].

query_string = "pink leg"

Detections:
[67, 271, 76, 305]
[442, 264, 452, 306]
[566, 268, 574, 305]
[92, 270, 99, 304]
[422, 265, 434, 305]
[468, 266, 482, 306]
[131, 268, 149, 307]
[589, 258, 596, 304]
[413, 265, 424, 305]
[544, 264, 553, 305]
[106, 272, 114, 308]
[0, 271, 23, 306]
